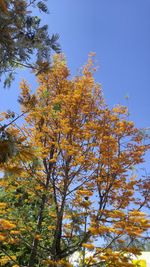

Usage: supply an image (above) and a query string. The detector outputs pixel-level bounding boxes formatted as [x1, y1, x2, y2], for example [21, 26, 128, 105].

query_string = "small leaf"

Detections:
[37, 1, 48, 13]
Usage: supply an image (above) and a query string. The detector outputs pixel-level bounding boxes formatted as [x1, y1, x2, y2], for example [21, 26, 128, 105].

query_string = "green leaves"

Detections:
[0, 0, 61, 87]
[53, 102, 61, 112]
[37, 1, 48, 13]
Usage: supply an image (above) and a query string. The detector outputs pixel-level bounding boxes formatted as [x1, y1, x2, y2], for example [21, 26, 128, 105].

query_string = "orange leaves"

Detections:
[98, 249, 134, 267]
[108, 209, 126, 218]
[19, 80, 37, 112]
[0, 255, 17, 266]
[0, 233, 7, 242]
[77, 189, 93, 197]
[2, 165, 23, 175]
[42, 258, 73, 267]
[112, 210, 150, 237]
[82, 243, 95, 250]
[129, 210, 146, 217]
[87, 207, 150, 241]
[47, 225, 56, 231]
[88, 226, 100, 235]
[128, 210, 150, 234]
[0, 202, 7, 209]
[0, 219, 16, 230]
[73, 195, 92, 209]
[34, 234, 42, 240]
[80, 199, 92, 208]
[0, 219, 19, 245]
[10, 230, 20, 235]
[112, 105, 128, 115]
[89, 225, 116, 235]
[0, 112, 7, 122]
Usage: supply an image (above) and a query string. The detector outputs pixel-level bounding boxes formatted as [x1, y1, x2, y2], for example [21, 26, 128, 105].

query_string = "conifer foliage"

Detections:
[0, 0, 60, 87]
[0, 55, 149, 267]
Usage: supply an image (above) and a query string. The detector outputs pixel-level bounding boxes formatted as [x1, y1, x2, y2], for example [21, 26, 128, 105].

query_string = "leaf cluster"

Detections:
[0, 0, 61, 87]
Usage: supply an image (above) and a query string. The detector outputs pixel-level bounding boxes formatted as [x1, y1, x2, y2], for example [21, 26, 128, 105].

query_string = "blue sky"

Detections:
[1, 1, 150, 129]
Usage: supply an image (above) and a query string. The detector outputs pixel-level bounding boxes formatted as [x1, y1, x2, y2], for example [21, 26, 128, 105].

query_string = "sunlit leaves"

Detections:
[0, 55, 149, 266]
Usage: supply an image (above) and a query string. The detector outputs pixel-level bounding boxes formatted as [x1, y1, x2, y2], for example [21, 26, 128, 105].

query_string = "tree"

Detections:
[0, 55, 149, 267]
[0, 0, 60, 87]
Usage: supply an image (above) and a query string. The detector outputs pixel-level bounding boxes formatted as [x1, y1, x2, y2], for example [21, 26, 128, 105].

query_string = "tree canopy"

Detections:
[0, 55, 150, 267]
[0, 0, 60, 87]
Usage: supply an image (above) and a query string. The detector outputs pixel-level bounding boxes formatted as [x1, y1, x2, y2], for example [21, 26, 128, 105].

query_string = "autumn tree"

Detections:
[0, 0, 60, 87]
[0, 55, 149, 267]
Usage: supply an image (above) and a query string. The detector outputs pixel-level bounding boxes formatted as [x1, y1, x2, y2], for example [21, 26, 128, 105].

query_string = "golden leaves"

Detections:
[108, 210, 126, 218]
[0, 219, 16, 230]
[34, 234, 42, 240]
[0, 202, 7, 209]
[82, 243, 95, 250]
[112, 105, 128, 115]
[47, 225, 56, 231]
[10, 230, 20, 235]
[89, 225, 115, 235]
[98, 250, 134, 267]
[0, 256, 16, 266]
[0, 112, 7, 122]
[0, 233, 6, 241]
[42, 258, 73, 267]
[112, 210, 150, 237]
[77, 189, 93, 197]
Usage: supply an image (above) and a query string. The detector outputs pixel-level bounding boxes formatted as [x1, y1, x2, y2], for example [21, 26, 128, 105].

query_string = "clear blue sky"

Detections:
[1, 0, 150, 131]
[48, 0, 150, 129]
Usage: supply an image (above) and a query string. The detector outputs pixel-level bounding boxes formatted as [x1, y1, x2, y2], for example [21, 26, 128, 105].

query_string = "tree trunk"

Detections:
[28, 194, 46, 267]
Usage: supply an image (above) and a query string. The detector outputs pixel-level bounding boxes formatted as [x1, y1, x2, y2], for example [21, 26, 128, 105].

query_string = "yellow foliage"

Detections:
[82, 243, 95, 250]
[77, 189, 93, 197]
[42, 259, 73, 267]
[0, 219, 16, 230]
[0, 255, 16, 266]
[132, 259, 147, 267]
[0, 203, 7, 208]
[34, 234, 42, 240]
[0, 233, 6, 241]
[88, 226, 99, 235]
[58, 259, 73, 267]
[10, 230, 20, 235]
[48, 225, 56, 230]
